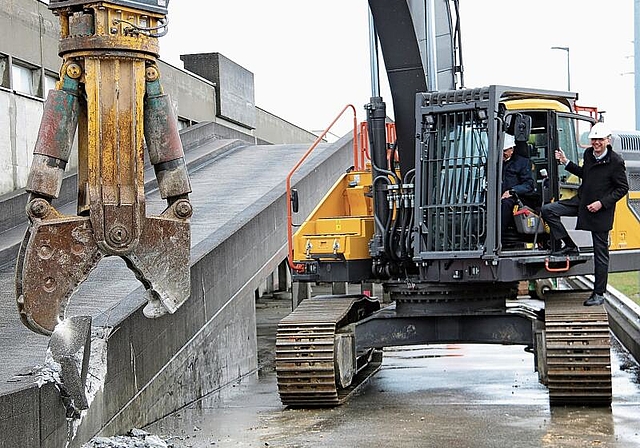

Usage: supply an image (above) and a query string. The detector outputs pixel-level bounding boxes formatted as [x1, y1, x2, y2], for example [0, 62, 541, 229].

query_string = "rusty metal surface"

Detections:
[144, 94, 186, 164]
[25, 155, 67, 199]
[55, 6, 163, 56]
[154, 160, 192, 199]
[16, 215, 102, 335]
[125, 214, 191, 314]
[33, 89, 79, 160]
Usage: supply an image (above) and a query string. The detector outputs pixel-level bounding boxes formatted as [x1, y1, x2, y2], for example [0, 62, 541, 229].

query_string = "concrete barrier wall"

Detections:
[4, 136, 353, 447]
[256, 107, 322, 145]
[157, 60, 218, 125]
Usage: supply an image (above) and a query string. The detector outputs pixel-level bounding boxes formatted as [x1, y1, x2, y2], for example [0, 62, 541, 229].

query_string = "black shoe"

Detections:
[551, 246, 579, 256]
[583, 293, 605, 306]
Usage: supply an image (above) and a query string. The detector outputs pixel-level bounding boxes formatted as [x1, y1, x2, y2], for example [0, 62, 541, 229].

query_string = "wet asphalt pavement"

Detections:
[141, 294, 640, 448]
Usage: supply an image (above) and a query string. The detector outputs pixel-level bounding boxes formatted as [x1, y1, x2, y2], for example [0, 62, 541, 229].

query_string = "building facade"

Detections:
[0, 0, 318, 197]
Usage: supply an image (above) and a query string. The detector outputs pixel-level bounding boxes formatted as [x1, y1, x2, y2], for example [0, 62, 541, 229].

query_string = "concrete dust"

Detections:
[82, 428, 172, 447]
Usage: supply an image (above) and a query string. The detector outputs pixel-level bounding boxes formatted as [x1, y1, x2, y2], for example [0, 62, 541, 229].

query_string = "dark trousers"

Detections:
[541, 198, 610, 294]
[501, 196, 517, 233]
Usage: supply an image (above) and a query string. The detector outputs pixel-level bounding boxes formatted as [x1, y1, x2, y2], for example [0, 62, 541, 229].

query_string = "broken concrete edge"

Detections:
[83, 428, 172, 448]
[48, 317, 93, 414]
[34, 326, 110, 437]
[67, 335, 108, 444]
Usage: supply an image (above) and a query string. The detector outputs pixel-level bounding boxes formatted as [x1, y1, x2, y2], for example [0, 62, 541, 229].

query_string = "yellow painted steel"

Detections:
[293, 171, 374, 261]
[611, 192, 640, 250]
[55, 2, 161, 252]
[503, 98, 571, 112]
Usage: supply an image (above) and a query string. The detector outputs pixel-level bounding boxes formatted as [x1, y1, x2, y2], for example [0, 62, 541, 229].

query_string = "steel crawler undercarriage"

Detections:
[276, 284, 612, 407]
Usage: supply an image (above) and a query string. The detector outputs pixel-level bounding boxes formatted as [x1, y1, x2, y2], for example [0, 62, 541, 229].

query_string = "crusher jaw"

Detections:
[15, 1, 192, 336]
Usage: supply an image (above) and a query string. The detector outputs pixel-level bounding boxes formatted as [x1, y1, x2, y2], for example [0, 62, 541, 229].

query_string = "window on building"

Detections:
[0, 54, 9, 89]
[12, 61, 41, 97]
[44, 72, 58, 98]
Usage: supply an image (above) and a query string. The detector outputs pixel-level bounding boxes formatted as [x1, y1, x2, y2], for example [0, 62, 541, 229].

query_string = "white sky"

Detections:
[159, 1, 636, 137]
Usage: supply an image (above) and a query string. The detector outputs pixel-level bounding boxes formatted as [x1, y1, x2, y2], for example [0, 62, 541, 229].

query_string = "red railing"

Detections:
[575, 104, 600, 121]
[286, 104, 360, 271]
[358, 121, 370, 170]
[359, 121, 397, 170]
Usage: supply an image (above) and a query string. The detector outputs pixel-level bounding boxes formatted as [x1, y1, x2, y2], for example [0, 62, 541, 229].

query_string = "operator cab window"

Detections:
[557, 116, 593, 189]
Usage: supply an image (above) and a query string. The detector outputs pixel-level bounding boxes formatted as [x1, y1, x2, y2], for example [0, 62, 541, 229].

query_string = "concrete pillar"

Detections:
[264, 272, 274, 295]
[331, 282, 348, 295]
[277, 260, 289, 292]
[292, 282, 312, 309]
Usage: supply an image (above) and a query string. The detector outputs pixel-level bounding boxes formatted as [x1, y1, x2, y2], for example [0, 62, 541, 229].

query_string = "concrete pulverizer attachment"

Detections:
[15, 0, 192, 337]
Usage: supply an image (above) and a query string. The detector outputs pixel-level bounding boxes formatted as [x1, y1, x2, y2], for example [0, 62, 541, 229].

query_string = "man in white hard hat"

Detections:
[541, 122, 629, 306]
[501, 133, 535, 236]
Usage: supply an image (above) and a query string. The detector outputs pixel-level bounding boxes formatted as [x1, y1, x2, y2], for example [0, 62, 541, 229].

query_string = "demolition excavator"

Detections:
[276, 0, 640, 407]
[16, 0, 640, 411]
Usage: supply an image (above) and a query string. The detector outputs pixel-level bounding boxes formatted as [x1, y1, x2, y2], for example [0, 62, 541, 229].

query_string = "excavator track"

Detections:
[544, 291, 612, 406]
[276, 295, 381, 406]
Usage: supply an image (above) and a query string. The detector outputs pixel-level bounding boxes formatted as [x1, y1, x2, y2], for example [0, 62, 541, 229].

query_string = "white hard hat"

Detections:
[588, 122, 611, 139]
[503, 133, 515, 150]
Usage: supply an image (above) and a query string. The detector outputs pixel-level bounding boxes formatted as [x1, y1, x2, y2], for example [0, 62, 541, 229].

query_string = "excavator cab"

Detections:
[290, 86, 601, 285]
[412, 86, 602, 283]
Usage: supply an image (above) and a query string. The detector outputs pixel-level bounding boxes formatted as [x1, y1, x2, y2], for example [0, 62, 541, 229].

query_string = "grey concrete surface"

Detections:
[145, 292, 640, 448]
[0, 125, 246, 267]
[0, 133, 353, 447]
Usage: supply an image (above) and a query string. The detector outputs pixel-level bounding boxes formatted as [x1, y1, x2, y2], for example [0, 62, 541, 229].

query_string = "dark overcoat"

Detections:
[564, 146, 629, 232]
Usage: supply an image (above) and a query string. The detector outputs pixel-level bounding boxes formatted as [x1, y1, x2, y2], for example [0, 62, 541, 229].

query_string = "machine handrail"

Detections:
[544, 257, 571, 273]
[286, 104, 360, 272]
[359, 121, 397, 170]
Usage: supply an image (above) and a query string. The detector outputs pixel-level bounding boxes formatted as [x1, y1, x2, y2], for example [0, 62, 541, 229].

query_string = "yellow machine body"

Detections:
[611, 191, 640, 250]
[294, 171, 374, 262]
[504, 98, 571, 113]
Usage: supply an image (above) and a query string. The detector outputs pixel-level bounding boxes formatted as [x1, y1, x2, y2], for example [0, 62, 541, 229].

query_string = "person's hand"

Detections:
[501, 190, 512, 199]
[554, 148, 568, 164]
[587, 200, 602, 213]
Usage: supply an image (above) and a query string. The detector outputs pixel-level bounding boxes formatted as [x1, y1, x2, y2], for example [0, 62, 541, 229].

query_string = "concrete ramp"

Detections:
[0, 124, 352, 447]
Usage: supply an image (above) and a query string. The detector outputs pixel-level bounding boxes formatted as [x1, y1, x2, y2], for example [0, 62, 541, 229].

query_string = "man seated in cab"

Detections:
[500, 133, 535, 236]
